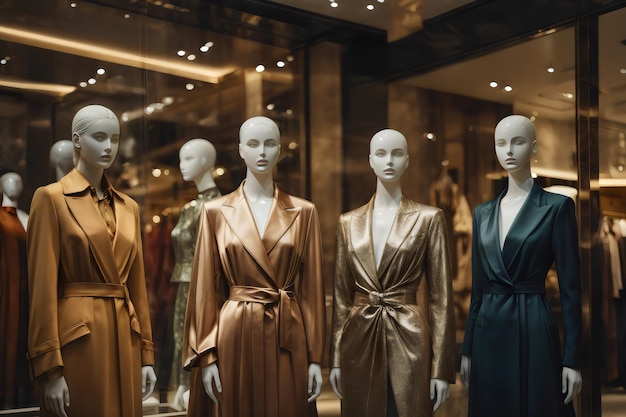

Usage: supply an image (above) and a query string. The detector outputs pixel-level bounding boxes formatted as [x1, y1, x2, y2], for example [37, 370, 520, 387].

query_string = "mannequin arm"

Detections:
[201, 363, 222, 404]
[142, 366, 157, 400]
[329, 367, 342, 399]
[44, 375, 70, 417]
[430, 378, 450, 411]
[460, 355, 471, 388]
[308, 363, 322, 402]
[562, 367, 582, 404]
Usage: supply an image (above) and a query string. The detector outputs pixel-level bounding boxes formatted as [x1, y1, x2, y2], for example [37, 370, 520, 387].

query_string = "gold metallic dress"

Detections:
[330, 196, 456, 417]
[183, 184, 326, 417]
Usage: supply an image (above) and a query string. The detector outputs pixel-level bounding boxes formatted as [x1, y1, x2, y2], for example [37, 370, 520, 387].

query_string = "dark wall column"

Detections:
[575, 15, 601, 417]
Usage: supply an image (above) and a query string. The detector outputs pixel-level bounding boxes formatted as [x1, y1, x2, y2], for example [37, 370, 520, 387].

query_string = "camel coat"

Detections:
[183, 184, 325, 417]
[27, 169, 154, 417]
[330, 196, 456, 417]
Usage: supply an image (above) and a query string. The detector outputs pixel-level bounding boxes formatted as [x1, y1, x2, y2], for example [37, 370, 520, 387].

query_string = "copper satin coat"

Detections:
[27, 169, 154, 417]
[330, 196, 456, 417]
[183, 184, 325, 417]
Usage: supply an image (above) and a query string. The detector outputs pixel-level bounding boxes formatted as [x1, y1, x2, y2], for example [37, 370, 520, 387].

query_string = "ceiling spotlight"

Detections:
[121, 113, 129, 122]
[152, 168, 162, 178]
[0, 58, 7, 65]
[330, 1, 338, 7]
[286, 109, 293, 115]
[547, 67, 555, 73]
[145, 105, 155, 114]
[155, 103, 164, 110]
[256, 64, 265, 72]
[87, 78, 96, 85]
[276, 60, 285, 68]
[214, 167, 225, 177]
[504, 85, 512, 92]
[79, 81, 88, 88]
[377, 0, 385, 2]
[489, 81, 498, 88]
[124, 13, 130, 19]
[366, 4, 375, 10]
[187, 54, 196, 61]
[286, 55, 295, 62]
[177, 50, 186, 57]
[266, 103, 275, 110]
[162, 96, 174, 105]
[70, 2, 77, 8]
[96, 68, 106, 75]
[530, 115, 536, 122]
[185, 83, 195, 90]
[620, 68, 626, 74]
[423, 132, 436, 141]
[562, 92, 574, 99]
[200, 45, 209, 53]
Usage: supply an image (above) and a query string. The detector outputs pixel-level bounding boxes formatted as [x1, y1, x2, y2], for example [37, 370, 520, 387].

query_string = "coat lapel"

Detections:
[262, 187, 300, 255]
[377, 196, 420, 277]
[112, 192, 135, 281]
[61, 169, 120, 283]
[349, 197, 380, 291]
[480, 192, 510, 283]
[220, 184, 275, 280]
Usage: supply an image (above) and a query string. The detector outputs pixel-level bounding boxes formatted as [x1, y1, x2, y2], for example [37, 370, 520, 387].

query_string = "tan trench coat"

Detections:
[330, 196, 455, 417]
[183, 184, 325, 417]
[27, 169, 154, 417]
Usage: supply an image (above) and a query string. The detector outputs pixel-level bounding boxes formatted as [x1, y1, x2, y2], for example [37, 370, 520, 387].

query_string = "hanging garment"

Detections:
[462, 181, 582, 417]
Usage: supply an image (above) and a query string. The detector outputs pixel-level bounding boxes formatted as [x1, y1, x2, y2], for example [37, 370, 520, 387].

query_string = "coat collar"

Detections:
[350, 195, 421, 290]
[480, 180, 551, 282]
[220, 182, 300, 281]
[60, 169, 134, 284]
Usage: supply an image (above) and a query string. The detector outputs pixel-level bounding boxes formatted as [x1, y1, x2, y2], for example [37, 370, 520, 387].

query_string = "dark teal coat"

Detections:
[461, 181, 582, 417]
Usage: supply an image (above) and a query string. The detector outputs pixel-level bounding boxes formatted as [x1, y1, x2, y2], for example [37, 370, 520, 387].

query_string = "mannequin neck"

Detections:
[243, 169, 274, 201]
[2, 193, 18, 208]
[505, 168, 534, 200]
[194, 170, 216, 193]
[76, 162, 105, 198]
[374, 179, 402, 209]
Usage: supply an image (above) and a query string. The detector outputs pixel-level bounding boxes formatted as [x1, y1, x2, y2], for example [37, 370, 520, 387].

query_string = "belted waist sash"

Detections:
[61, 282, 126, 298]
[353, 290, 417, 307]
[229, 285, 295, 351]
[483, 281, 545, 295]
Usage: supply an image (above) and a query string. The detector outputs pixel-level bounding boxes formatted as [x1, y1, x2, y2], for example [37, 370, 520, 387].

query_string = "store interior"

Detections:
[1, 0, 625, 416]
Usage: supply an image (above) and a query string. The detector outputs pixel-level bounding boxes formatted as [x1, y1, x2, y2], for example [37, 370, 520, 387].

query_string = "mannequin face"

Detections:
[73, 118, 120, 170]
[494, 116, 537, 173]
[179, 144, 208, 182]
[369, 129, 409, 182]
[239, 124, 280, 174]
[0, 173, 23, 200]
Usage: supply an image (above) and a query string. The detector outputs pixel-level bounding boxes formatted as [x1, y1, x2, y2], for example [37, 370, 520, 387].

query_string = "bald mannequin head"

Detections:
[369, 129, 409, 182]
[50, 140, 74, 180]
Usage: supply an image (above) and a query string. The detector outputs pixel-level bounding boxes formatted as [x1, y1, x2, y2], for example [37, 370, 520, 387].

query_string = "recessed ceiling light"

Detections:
[276, 60, 285, 68]
[200, 45, 209, 53]
[286, 109, 293, 115]
[256, 64, 265, 72]
[185, 83, 194, 90]
[330, 2, 338, 7]
[562, 92, 574, 99]
[504, 85, 512, 92]
[267, 103, 275, 110]
[0, 58, 8, 65]
[286, 55, 295, 62]
[163, 96, 174, 105]
[79, 81, 88, 88]
[366, 4, 374, 10]
[187, 54, 196, 61]
[87, 78, 96, 85]
[70, 2, 77, 8]
[177, 50, 186, 57]
[124, 13, 130, 19]
[96, 68, 106, 75]
[620, 68, 626, 74]
[489, 81, 498, 88]
[547, 67, 555, 73]
[377, 0, 385, 2]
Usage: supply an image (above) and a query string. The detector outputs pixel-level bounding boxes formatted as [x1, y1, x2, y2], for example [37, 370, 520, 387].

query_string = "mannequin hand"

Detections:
[308, 363, 322, 403]
[202, 363, 222, 404]
[44, 375, 70, 417]
[430, 378, 450, 411]
[460, 355, 471, 388]
[329, 367, 342, 399]
[562, 367, 582, 404]
[142, 366, 157, 401]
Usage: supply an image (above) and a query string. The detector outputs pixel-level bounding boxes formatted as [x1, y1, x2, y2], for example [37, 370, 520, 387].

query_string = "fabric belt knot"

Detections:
[353, 290, 417, 308]
[483, 280, 545, 295]
[229, 285, 295, 351]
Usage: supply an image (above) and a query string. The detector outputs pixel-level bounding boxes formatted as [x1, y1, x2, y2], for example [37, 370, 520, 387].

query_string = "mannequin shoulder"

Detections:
[32, 182, 64, 205]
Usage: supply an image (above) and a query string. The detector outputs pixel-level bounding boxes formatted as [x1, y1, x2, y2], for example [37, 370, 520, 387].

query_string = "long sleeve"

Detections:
[330, 219, 352, 368]
[461, 210, 484, 357]
[426, 209, 456, 382]
[298, 205, 326, 365]
[26, 187, 63, 381]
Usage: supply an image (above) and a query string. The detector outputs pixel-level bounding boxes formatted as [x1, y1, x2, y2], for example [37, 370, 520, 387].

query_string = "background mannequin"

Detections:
[329, 129, 455, 417]
[169, 138, 221, 410]
[49, 140, 74, 181]
[27, 104, 156, 417]
[0, 168, 31, 408]
[460, 115, 583, 417]
[183, 116, 326, 417]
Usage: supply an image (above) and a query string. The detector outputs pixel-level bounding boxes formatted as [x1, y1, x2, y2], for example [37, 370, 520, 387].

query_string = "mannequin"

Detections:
[0, 168, 31, 408]
[169, 139, 221, 410]
[183, 116, 326, 417]
[329, 129, 455, 417]
[27, 105, 156, 417]
[49, 140, 74, 181]
[460, 115, 583, 417]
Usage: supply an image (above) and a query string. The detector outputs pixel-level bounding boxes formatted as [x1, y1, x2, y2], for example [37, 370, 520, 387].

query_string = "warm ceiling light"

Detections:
[187, 54, 196, 61]
[330, 2, 338, 7]
[276, 60, 285, 68]
[377, 0, 385, 2]
[70, 2, 77, 7]
[366, 4, 375, 10]
[0, 59, 7, 65]
[152, 168, 162, 177]
[145, 105, 155, 114]
[96, 68, 105, 75]
[620, 68, 626, 74]
[152, 215, 161, 224]
[547, 67, 555, 73]
[87, 78, 96, 85]
[504, 85, 512, 92]
[214, 167, 225, 177]
[124, 13, 130, 19]
[286, 55, 295, 62]
[423, 132, 436, 141]
[562, 92, 574, 99]
[266, 103, 275, 110]
[162, 96, 174, 105]
[177, 50, 186, 57]
[185, 83, 195, 90]
[0, 77, 76, 96]
[79, 81, 88, 88]
[200, 45, 209, 53]
[256, 64, 265, 72]
[489, 81, 498, 88]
